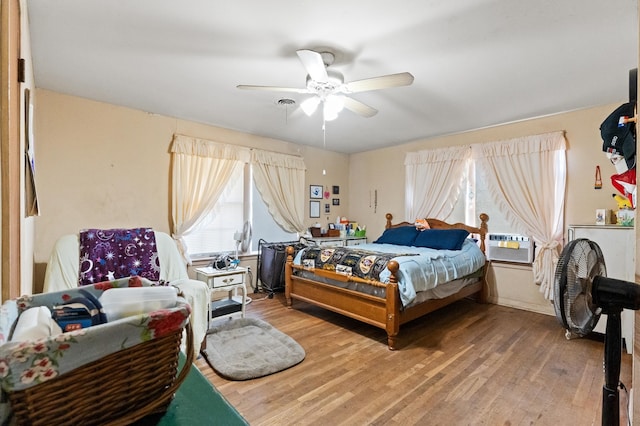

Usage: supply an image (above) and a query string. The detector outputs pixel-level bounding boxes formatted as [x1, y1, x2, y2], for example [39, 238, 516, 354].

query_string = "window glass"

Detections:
[184, 165, 298, 258]
[184, 167, 244, 258]
[447, 160, 518, 234]
[251, 179, 297, 250]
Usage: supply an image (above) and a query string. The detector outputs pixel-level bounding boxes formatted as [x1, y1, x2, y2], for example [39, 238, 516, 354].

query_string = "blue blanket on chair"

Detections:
[78, 227, 160, 286]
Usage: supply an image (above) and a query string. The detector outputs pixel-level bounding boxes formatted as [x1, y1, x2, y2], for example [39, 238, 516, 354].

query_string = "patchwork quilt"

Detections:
[298, 246, 416, 281]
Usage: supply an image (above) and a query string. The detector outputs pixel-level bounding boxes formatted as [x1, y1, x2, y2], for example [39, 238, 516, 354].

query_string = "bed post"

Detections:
[478, 213, 490, 304]
[385, 213, 394, 229]
[478, 213, 489, 253]
[284, 246, 294, 307]
[385, 260, 401, 350]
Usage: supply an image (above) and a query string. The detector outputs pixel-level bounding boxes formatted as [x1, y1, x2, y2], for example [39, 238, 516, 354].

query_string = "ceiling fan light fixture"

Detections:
[323, 94, 345, 121]
[301, 97, 320, 116]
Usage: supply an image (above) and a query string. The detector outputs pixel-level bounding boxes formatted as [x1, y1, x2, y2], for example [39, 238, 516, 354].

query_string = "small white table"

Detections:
[195, 266, 248, 325]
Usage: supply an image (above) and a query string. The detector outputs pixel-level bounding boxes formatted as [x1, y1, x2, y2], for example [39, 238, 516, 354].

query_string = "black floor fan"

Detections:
[554, 238, 640, 426]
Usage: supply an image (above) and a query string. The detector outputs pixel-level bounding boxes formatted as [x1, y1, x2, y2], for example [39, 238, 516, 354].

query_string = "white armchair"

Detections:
[43, 231, 209, 358]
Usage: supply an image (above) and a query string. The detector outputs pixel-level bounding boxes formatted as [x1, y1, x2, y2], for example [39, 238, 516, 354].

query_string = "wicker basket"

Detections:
[7, 320, 194, 426]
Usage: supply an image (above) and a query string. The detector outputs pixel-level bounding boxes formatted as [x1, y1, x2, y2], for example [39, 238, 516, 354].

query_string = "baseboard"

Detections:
[488, 295, 555, 316]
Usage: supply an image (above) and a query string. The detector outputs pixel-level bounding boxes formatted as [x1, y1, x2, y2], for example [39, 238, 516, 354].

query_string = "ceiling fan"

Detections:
[237, 49, 414, 120]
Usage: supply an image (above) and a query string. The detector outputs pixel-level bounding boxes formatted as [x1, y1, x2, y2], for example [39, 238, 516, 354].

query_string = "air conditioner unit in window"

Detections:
[486, 233, 535, 264]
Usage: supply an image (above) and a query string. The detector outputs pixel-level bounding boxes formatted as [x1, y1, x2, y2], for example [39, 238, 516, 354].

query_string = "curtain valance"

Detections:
[171, 134, 251, 163]
[471, 131, 566, 158]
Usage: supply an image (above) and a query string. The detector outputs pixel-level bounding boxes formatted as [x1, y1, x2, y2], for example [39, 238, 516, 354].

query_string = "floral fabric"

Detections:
[0, 279, 190, 393]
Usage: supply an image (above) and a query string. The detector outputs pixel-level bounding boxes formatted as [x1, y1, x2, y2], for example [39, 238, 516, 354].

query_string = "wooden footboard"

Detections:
[284, 213, 489, 350]
[285, 248, 403, 349]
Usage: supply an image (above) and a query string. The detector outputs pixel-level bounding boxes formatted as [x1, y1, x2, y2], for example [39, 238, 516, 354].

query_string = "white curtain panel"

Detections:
[170, 134, 250, 261]
[405, 145, 471, 221]
[472, 131, 567, 300]
[251, 150, 307, 233]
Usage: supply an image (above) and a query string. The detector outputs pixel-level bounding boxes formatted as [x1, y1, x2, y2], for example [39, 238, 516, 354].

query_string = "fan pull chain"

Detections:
[322, 118, 327, 175]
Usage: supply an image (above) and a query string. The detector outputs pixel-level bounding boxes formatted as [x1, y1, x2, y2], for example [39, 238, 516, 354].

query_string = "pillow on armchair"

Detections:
[43, 230, 209, 357]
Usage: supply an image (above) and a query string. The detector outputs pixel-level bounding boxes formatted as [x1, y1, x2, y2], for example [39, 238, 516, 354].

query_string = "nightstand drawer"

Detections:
[211, 273, 244, 288]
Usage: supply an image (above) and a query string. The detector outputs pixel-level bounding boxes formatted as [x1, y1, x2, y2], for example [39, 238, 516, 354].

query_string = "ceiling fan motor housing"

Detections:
[305, 69, 344, 98]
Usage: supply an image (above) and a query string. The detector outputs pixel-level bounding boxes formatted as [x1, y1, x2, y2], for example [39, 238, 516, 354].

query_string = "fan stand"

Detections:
[602, 308, 622, 426]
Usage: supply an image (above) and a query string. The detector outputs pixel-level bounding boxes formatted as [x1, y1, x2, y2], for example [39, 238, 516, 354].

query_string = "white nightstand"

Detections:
[195, 266, 248, 324]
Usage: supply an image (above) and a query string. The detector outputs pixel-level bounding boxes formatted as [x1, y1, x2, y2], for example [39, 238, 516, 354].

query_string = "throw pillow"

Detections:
[373, 226, 420, 246]
[412, 229, 470, 250]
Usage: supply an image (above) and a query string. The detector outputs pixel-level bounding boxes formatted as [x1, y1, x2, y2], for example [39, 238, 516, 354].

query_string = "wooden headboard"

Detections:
[384, 213, 489, 254]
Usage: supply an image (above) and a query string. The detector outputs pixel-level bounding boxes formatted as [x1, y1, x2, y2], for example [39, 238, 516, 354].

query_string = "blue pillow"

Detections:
[373, 226, 420, 246]
[412, 229, 470, 250]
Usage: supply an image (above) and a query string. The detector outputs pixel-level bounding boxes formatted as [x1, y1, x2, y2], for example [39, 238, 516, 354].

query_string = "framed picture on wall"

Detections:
[310, 185, 323, 199]
[325, 203, 330, 213]
[332, 198, 340, 206]
[332, 185, 339, 195]
[310, 201, 320, 218]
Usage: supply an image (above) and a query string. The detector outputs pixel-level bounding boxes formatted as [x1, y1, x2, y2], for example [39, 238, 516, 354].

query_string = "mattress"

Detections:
[293, 239, 486, 306]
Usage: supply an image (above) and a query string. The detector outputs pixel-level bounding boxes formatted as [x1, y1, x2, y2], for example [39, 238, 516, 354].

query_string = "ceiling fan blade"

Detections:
[343, 96, 378, 118]
[296, 49, 329, 82]
[237, 84, 310, 94]
[342, 72, 414, 93]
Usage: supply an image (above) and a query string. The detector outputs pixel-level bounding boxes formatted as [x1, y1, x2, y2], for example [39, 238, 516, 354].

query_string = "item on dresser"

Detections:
[285, 212, 489, 350]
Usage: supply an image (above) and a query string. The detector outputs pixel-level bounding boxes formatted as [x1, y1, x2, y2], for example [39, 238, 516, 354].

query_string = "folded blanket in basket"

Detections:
[0, 281, 191, 393]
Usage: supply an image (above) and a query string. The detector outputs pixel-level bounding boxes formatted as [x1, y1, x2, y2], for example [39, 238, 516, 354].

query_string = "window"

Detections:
[184, 164, 297, 258]
[448, 159, 521, 235]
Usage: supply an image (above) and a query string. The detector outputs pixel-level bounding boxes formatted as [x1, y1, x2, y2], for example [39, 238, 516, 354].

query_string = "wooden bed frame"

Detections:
[284, 212, 489, 350]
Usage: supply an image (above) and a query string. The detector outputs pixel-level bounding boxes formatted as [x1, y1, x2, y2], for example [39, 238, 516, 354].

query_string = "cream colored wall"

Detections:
[33, 88, 626, 315]
[348, 102, 626, 315]
[32, 89, 349, 291]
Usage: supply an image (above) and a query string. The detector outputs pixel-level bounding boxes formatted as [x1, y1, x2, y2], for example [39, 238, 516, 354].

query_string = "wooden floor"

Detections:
[195, 293, 632, 425]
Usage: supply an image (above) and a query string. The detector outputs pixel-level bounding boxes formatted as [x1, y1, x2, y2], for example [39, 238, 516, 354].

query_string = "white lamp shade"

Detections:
[301, 97, 321, 116]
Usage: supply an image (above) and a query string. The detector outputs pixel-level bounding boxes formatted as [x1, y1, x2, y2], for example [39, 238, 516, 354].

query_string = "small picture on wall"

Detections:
[332, 198, 340, 206]
[310, 201, 320, 218]
[332, 185, 340, 195]
[310, 185, 323, 199]
[325, 203, 331, 213]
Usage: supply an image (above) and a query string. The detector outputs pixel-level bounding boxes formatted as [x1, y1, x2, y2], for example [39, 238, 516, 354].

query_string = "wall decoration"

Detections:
[325, 203, 331, 213]
[324, 189, 330, 199]
[24, 88, 39, 217]
[332, 198, 340, 206]
[594, 165, 602, 189]
[332, 185, 339, 195]
[310, 201, 320, 217]
[310, 185, 323, 199]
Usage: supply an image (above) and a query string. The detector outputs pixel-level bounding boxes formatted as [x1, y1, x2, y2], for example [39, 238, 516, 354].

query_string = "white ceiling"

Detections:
[27, 0, 638, 154]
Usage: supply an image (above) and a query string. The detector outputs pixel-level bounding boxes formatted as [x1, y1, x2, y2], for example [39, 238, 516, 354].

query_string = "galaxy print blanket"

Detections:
[78, 227, 160, 286]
